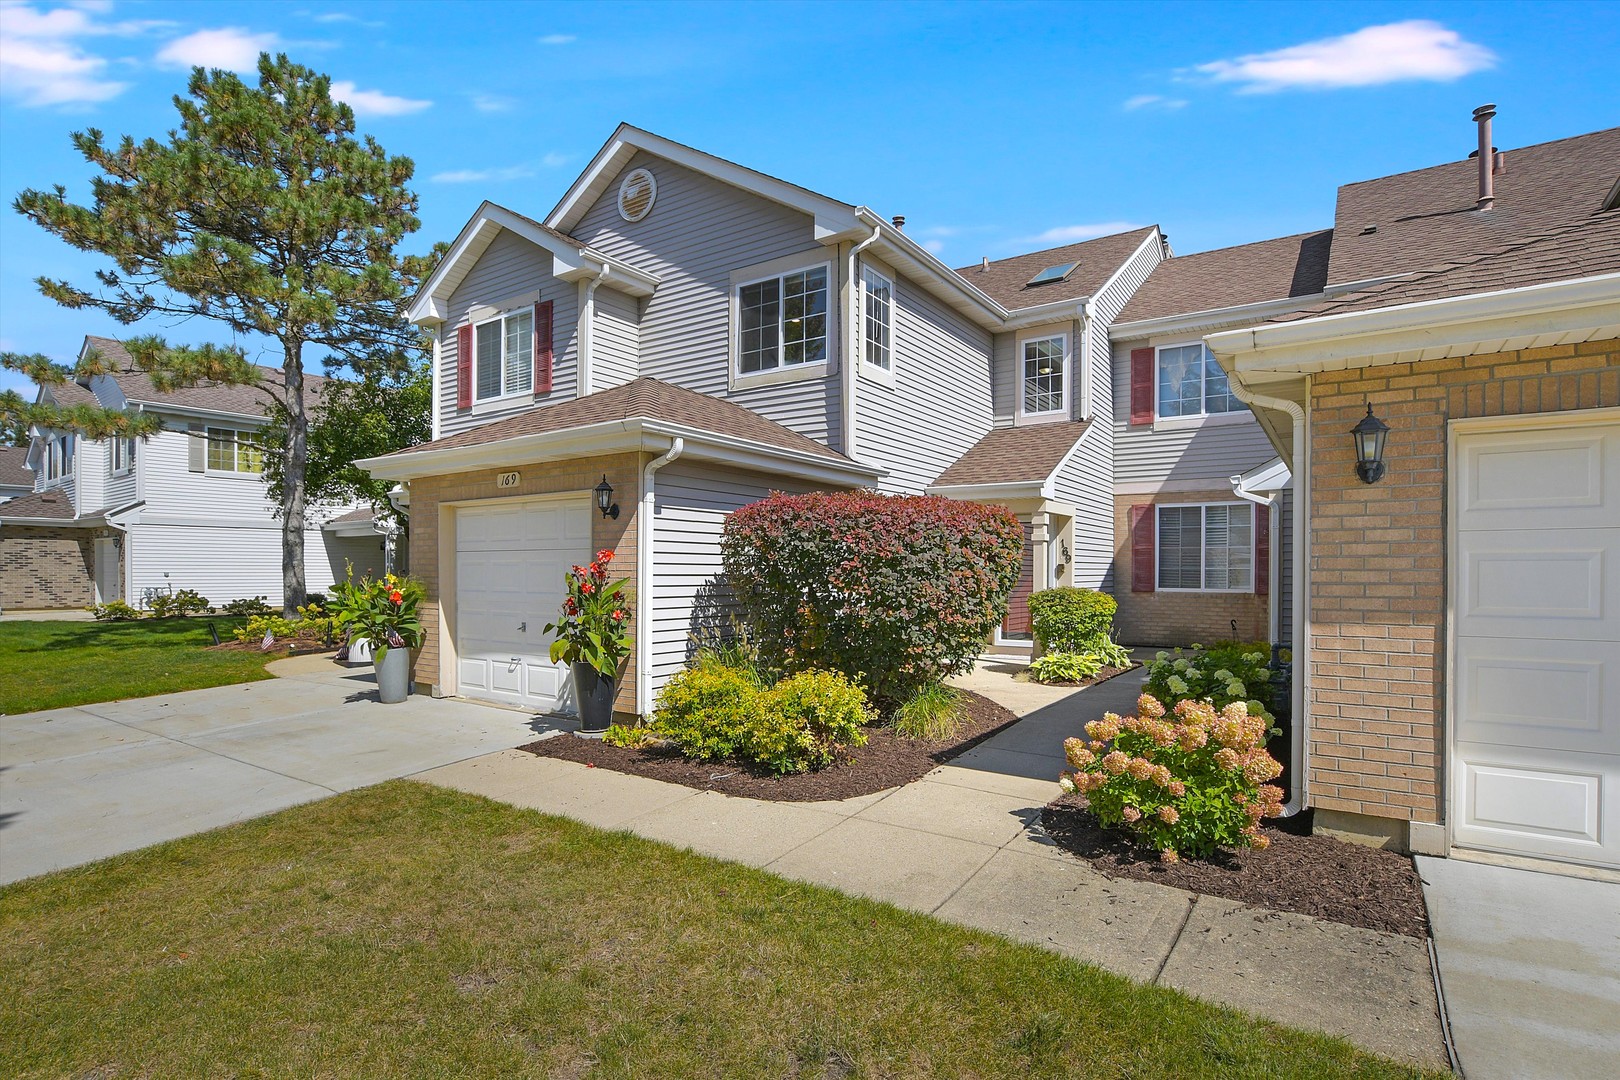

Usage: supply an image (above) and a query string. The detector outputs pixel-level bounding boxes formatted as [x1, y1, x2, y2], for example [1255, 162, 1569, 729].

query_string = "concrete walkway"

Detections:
[1419, 855, 1620, 1079]
[0, 654, 569, 883]
[420, 662, 1448, 1070]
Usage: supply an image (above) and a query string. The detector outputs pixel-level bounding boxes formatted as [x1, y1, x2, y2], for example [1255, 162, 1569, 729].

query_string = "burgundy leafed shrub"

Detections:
[721, 491, 1025, 706]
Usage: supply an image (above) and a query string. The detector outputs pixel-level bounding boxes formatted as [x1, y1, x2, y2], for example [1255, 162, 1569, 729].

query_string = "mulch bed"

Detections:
[207, 640, 326, 656]
[521, 690, 1023, 802]
[1041, 798, 1429, 938]
[1021, 664, 1134, 687]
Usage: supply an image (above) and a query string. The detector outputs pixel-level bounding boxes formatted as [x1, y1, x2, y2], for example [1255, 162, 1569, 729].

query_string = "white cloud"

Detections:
[1195, 20, 1495, 93]
[538, 33, 576, 45]
[1021, 222, 1146, 245]
[311, 11, 382, 27]
[472, 92, 514, 112]
[156, 27, 279, 73]
[330, 79, 432, 117]
[431, 164, 536, 184]
[1123, 94, 1187, 111]
[540, 151, 569, 168]
[922, 239, 946, 254]
[0, 2, 172, 107]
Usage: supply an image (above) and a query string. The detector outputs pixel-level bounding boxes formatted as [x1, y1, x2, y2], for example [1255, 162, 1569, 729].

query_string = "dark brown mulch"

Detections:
[1041, 798, 1429, 939]
[520, 690, 1021, 802]
[1022, 664, 1135, 688]
[207, 640, 325, 655]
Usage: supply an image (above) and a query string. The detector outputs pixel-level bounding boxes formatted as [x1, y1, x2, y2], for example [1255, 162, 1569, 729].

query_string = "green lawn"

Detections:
[1, 782, 1443, 1079]
[0, 616, 275, 714]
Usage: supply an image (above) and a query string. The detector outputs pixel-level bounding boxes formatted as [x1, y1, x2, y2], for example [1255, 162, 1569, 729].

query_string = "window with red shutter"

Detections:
[1129, 347, 1154, 425]
[1130, 503, 1156, 592]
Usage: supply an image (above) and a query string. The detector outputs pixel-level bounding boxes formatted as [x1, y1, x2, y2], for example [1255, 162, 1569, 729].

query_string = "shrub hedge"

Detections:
[721, 491, 1024, 706]
[1027, 587, 1116, 653]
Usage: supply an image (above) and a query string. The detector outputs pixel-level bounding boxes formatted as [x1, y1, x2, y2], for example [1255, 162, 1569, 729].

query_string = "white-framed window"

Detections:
[1157, 341, 1242, 419]
[1020, 334, 1067, 416]
[1157, 502, 1253, 592]
[43, 434, 75, 484]
[737, 263, 830, 375]
[110, 436, 135, 475]
[475, 307, 533, 401]
[206, 427, 263, 474]
[862, 265, 893, 371]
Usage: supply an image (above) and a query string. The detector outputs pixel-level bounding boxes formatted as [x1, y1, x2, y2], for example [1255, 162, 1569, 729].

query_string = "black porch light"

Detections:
[1351, 404, 1390, 484]
[594, 475, 620, 519]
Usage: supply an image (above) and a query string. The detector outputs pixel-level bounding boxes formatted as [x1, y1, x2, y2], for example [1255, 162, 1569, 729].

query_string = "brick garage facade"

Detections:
[405, 452, 642, 715]
[0, 524, 105, 610]
[1307, 339, 1620, 833]
[1111, 491, 1269, 646]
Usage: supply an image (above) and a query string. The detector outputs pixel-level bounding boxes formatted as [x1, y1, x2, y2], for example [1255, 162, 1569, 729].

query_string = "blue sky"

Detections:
[2, 0, 1617, 396]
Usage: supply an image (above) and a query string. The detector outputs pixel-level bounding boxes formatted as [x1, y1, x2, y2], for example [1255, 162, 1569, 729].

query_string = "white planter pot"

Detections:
[345, 636, 374, 666]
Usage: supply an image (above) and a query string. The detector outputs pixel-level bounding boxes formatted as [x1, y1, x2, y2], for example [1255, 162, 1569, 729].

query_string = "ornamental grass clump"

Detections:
[1060, 692, 1285, 862]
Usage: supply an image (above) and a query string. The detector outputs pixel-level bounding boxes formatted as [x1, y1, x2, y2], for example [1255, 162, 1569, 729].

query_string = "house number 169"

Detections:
[496, 471, 521, 489]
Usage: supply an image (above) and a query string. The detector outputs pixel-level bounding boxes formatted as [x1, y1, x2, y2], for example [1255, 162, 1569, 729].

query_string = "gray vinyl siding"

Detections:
[124, 520, 371, 607]
[1085, 235, 1160, 424]
[1110, 336, 1281, 485]
[592, 285, 641, 391]
[856, 268, 994, 493]
[990, 332, 1016, 427]
[1049, 423, 1114, 589]
[572, 151, 842, 448]
[648, 461, 833, 700]
[436, 229, 581, 438]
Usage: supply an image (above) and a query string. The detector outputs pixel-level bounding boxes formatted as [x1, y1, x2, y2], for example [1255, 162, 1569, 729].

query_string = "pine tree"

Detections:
[9, 53, 422, 616]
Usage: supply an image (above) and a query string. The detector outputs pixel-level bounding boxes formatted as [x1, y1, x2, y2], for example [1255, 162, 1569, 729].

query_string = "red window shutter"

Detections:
[455, 324, 473, 410]
[1255, 504, 1270, 596]
[1129, 347, 1155, 425]
[1130, 503, 1156, 592]
[533, 300, 554, 395]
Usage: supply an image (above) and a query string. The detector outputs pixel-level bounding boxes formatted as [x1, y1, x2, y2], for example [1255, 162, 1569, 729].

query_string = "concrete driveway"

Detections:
[0, 656, 568, 884]
[1419, 856, 1620, 1080]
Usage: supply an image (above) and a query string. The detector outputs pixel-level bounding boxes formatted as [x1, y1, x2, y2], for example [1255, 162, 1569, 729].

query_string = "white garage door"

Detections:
[1452, 415, 1620, 868]
[455, 497, 592, 714]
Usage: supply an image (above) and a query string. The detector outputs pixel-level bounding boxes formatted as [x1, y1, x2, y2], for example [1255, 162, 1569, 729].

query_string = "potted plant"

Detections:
[331, 571, 425, 704]
[545, 549, 632, 733]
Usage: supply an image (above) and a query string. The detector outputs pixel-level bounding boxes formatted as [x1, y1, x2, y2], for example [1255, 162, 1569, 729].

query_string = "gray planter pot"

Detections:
[375, 645, 413, 704]
[572, 662, 616, 733]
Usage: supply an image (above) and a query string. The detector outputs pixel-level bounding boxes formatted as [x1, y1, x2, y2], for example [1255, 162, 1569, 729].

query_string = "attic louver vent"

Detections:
[618, 168, 657, 223]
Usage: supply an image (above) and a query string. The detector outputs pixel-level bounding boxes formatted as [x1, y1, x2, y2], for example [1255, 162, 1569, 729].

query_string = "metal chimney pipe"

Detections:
[980, 256, 989, 271]
[1473, 103, 1496, 210]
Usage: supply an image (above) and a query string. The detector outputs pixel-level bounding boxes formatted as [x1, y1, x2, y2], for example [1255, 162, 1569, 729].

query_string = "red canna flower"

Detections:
[612, 609, 624, 621]
[389, 590, 403, 604]
[596, 548, 613, 563]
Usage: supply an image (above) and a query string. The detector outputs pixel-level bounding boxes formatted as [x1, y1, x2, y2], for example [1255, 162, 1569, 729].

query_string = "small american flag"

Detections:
[261, 630, 276, 651]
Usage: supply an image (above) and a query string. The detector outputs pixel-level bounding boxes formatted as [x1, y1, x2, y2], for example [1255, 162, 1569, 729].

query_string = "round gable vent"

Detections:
[617, 168, 657, 223]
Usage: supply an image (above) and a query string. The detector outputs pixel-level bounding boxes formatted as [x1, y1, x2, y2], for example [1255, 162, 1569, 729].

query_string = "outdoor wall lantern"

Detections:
[594, 475, 620, 519]
[1351, 404, 1390, 484]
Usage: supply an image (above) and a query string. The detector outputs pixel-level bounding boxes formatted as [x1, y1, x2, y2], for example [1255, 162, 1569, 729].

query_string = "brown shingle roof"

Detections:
[326, 506, 379, 525]
[1271, 209, 1620, 324]
[957, 228, 1159, 310]
[931, 421, 1090, 487]
[1115, 230, 1333, 323]
[0, 488, 77, 521]
[0, 447, 33, 488]
[83, 336, 325, 417]
[389, 377, 852, 463]
[1327, 126, 1620, 286]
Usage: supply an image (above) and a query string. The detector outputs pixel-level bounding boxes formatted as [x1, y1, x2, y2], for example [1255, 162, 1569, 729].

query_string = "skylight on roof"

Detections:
[1026, 261, 1078, 286]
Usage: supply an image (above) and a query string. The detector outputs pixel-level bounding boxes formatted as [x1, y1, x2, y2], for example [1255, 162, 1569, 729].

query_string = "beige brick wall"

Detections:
[1110, 491, 1269, 646]
[406, 452, 643, 715]
[1308, 339, 1620, 825]
[0, 525, 100, 610]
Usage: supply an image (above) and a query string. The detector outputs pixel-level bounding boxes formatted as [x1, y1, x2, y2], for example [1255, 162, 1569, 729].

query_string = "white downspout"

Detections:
[579, 266, 610, 398]
[843, 226, 881, 459]
[1226, 380, 1309, 817]
[1228, 479, 1280, 643]
[636, 437, 685, 717]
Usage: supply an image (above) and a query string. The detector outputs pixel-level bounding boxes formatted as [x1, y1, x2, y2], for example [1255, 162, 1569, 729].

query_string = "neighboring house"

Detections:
[361, 123, 1203, 721]
[0, 335, 388, 613]
[0, 446, 32, 503]
[1207, 117, 1620, 872]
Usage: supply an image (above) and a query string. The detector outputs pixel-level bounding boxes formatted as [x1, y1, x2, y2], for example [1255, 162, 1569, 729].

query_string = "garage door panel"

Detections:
[1457, 429, 1614, 528]
[1452, 417, 1620, 869]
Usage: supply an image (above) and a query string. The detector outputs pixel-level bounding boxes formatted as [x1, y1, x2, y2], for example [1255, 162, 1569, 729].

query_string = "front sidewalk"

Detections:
[418, 663, 1448, 1071]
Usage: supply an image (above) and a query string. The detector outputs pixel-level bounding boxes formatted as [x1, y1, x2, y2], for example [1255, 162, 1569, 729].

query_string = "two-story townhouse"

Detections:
[0, 335, 387, 613]
[360, 125, 1167, 720]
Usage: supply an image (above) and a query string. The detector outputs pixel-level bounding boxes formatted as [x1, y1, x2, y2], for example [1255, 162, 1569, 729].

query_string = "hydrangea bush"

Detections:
[1060, 692, 1285, 861]
[1144, 641, 1278, 724]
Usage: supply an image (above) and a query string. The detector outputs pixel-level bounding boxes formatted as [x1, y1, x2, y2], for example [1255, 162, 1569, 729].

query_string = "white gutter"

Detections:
[637, 437, 684, 717]
[1223, 378, 1310, 817]
[843, 225, 881, 458]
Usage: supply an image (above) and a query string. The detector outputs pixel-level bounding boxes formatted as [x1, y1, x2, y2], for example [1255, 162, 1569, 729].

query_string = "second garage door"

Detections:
[455, 497, 592, 713]
[1451, 414, 1620, 869]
